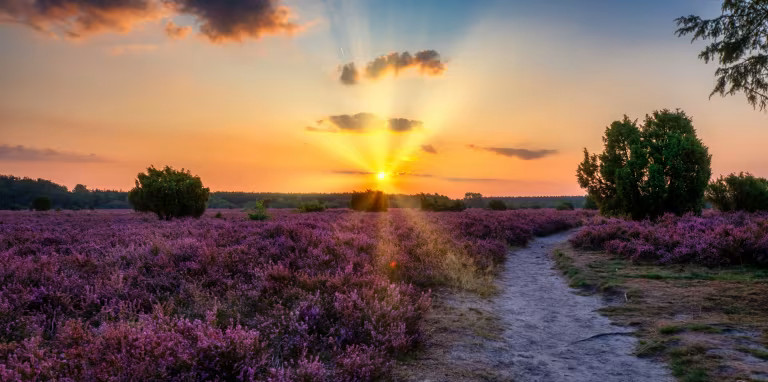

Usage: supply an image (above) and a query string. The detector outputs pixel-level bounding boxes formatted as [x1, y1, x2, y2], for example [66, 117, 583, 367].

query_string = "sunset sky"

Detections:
[1, 0, 766, 197]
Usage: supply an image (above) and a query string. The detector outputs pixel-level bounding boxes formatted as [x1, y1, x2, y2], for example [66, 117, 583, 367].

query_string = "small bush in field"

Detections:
[706, 172, 768, 212]
[214, 211, 223, 218]
[419, 193, 466, 211]
[32, 196, 52, 211]
[247, 201, 269, 220]
[350, 190, 388, 212]
[487, 199, 507, 211]
[556, 201, 575, 211]
[298, 200, 327, 212]
[128, 166, 210, 220]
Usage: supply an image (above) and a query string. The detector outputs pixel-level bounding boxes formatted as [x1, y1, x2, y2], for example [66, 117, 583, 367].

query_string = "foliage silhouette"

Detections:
[32, 196, 51, 211]
[419, 193, 467, 211]
[487, 199, 508, 211]
[128, 166, 210, 220]
[577, 110, 711, 220]
[350, 190, 388, 212]
[676, 0, 768, 110]
[707, 172, 768, 212]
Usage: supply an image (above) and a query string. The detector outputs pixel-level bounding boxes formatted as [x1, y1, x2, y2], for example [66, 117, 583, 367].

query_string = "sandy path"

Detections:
[395, 230, 671, 382]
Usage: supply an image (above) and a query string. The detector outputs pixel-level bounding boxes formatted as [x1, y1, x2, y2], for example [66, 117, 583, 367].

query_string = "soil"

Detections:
[395, 231, 671, 382]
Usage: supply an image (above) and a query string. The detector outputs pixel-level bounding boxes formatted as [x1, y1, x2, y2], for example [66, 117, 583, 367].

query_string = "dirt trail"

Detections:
[395, 230, 671, 382]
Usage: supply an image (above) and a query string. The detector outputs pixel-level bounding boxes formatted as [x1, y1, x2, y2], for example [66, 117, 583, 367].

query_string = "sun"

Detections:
[377, 171, 389, 180]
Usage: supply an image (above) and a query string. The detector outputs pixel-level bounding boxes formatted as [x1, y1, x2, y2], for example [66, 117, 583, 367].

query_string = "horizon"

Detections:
[1, 0, 767, 199]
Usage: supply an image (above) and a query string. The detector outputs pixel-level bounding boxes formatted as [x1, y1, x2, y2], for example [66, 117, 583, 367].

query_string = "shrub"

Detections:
[128, 166, 210, 220]
[298, 200, 327, 213]
[32, 196, 52, 211]
[350, 190, 388, 212]
[419, 194, 466, 212]
[247, 201, 269, 221]
[706, 172, 768, 212]
[214, 211, 223, 219]
[556, 201, 575, 211]
[577, 110, 711, 220]
[487, 199, 507, 211]
[583, 194, 598, 210]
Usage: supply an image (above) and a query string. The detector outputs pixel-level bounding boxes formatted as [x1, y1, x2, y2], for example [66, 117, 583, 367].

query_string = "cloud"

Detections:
[339, 50, 447, 85]
[164, 20, 190, 39]
[421, 144, 437, 154]
[0, 144, 107, 162]
[108, 43, 158, 56]
[0, 0, 300, 42]
[170, 0, 299, 43]
[339, 63, 358, 85]
[468, 145, 557, 160]
[0, 0, 166, 38]
[307, 113, 423, 133]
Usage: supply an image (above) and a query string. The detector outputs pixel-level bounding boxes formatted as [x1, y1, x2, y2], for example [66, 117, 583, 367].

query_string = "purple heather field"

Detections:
[0, 208, 589, 381]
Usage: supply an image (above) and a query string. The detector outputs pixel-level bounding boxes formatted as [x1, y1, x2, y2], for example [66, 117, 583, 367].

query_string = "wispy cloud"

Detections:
[468, 145, 557, 160]
[0, 144, 107, 162]
[339, 50, 447, 85]
[307, 113, 423, 134]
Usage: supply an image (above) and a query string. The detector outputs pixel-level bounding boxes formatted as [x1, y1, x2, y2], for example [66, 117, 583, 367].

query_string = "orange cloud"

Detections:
[306, 113, 423, 133]
[164, 20, 191, 39]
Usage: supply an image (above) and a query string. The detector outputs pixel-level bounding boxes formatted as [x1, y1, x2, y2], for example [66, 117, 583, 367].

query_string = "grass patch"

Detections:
[738, 346, 768, 360]
[659, 324, 724, 335]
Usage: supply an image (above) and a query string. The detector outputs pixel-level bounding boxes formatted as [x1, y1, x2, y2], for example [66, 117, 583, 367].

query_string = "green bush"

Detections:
[32, 196, 51, 211]
[419, 193, 466, 211]
[487, 199, 507, 211]
[128, 166, 210, 220]
[583, 194, 598, 210]
[247, 201, 270, 221]
[577, 109, 711, 220]
[350, 190, 388, 212]
[298, 200, 327, 213]
[706, 172, 768, 212]
[556, 201, 575, 211]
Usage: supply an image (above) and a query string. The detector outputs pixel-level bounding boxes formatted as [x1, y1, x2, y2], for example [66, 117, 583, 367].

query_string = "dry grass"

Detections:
[554, 244, 768, 382]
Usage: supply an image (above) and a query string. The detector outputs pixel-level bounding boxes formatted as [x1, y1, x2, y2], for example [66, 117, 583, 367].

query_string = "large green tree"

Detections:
[676, 0, 768, 110]
[128, 166, 210, 220]
[577, 110, 712, 220]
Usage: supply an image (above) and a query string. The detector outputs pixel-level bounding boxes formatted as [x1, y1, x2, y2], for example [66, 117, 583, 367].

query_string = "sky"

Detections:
[0, 0, 766, 198]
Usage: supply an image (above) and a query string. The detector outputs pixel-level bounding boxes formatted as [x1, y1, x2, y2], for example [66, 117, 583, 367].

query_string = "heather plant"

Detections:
[707, 172, 768, 212]
[128, 166, 210, 220]
[0, 208, 587, 380]
[572, 212, 768, 266]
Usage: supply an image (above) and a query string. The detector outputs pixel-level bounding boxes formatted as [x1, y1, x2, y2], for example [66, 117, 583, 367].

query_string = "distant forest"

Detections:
[0, 175, 586, 210]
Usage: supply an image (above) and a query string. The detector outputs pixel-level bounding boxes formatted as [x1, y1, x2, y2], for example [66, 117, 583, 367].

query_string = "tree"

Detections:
[419, 193, 466, 211]
[577, 110, 712, 220]
[463, 192, 484, 208]
[487, 199, 507, 211]
[676, 0, 768, 110]
[707, 172, 768, 211]
[350, 190, 388, 212]
[128, 166, 210, 220]
[32, 196, 52, 211]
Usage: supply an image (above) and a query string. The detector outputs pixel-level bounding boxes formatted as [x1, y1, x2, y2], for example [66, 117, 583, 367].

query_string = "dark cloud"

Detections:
[170, 0, 298, 43]
[388, 118, 422, 133]
[307, 113, 422, 133]
[0, 144, 107, 162]
[0, 0, 299, 42]
[469, 145, 557, 160]
[339, 63, 358, 85]
[421, 144, 437, 154]
[0, 0, 164, 38]
[339, 50, 447, 85]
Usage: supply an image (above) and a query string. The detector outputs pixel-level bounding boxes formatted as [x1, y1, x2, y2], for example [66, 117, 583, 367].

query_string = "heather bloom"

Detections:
[0, 208, 586, 380]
